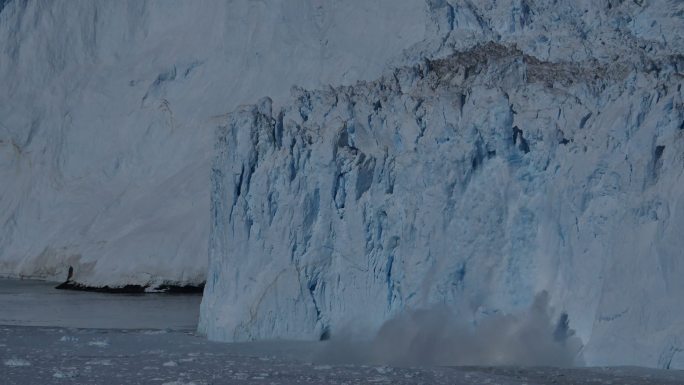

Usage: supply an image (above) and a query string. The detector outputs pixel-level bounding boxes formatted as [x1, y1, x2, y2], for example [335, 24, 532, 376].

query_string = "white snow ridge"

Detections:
[200, 0, 684, 369]
[0, 0, 426, 289]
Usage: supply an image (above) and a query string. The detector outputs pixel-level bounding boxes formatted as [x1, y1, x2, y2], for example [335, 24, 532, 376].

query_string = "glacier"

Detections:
[0, 0, 427, 288]
[201, 0, 684, 369]
[2, 0, 683, 369]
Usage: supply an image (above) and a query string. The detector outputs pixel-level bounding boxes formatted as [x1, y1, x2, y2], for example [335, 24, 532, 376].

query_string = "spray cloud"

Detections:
[318, 292, 584, 367]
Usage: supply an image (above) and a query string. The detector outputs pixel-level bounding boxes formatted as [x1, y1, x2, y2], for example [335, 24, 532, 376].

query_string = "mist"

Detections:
[317, 292, 584, 367]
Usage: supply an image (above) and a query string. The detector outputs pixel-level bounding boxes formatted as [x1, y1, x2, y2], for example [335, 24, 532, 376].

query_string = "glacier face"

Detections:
[0, 0, 427, 287]
[202, 0, 684, 368]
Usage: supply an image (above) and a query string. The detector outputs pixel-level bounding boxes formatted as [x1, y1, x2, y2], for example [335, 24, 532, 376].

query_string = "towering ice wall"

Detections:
[0, 0, 427, 287]
[202, 0, 684, 368]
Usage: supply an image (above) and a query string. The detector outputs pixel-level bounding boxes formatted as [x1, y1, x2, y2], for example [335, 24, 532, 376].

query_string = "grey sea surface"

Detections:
[1, 279, 683, 384]
[0, 279, 201, 329]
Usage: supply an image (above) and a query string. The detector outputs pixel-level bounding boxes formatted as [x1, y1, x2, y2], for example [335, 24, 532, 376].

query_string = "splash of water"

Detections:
[318, 292, 584, 367]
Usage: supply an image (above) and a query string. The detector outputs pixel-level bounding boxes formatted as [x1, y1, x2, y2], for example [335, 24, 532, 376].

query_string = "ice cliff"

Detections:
[0, 0, 426, 287]
[201, 0, 684, 368]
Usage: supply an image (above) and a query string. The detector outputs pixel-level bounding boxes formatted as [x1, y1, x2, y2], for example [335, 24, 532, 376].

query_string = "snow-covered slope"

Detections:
[201, 0, 684, 368]
[0, 0, 427, 287]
